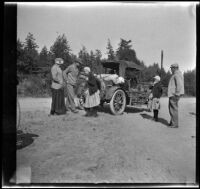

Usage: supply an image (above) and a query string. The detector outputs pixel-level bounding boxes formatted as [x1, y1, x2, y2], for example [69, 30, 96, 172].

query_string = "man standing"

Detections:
[50, 58, 66, 115]
[63, 58, 83, 113]
[168, 63, 184, 128]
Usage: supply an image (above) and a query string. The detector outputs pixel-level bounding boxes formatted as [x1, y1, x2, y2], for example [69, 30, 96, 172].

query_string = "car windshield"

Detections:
[102, 60, 144, 78]
[105, 68, 119, 75]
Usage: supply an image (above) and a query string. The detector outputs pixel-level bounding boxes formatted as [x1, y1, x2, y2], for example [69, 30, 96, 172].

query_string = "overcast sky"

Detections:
[17, 2, 197, 72]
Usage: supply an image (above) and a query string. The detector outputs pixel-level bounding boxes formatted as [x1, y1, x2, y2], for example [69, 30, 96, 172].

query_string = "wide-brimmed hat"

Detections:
[153, 75, 160, 81]
[55, 58, 64, 65]
[75, 58, 83, 64]
[83, 67, 91, 73]
[170, 63, 179, 68]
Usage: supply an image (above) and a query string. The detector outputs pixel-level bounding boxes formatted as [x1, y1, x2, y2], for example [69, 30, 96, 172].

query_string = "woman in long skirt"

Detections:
[50, 58, 66, 115]
[83, 67, 100, 117]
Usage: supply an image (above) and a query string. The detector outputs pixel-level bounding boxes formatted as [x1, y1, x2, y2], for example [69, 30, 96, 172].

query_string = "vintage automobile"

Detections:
[97, 60, 152, 115]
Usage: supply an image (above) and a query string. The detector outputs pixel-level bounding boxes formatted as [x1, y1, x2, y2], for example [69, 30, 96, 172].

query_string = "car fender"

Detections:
[105, 86, 124, 100]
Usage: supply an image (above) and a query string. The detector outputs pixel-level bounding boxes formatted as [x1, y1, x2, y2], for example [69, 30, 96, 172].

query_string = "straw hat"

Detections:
[83, 67, 91, 73]
[55, 58, 64, 65]
[153, 75, 161, 81]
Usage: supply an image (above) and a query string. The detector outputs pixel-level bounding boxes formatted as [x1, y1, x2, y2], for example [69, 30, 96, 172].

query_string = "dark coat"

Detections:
[152, 82, 163, 98]
[87, 73, 99, 96]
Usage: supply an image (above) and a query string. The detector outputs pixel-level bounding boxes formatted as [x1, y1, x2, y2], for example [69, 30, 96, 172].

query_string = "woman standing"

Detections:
[83, 67, 100, 117]
[151, 75, 163, 121]
[50, 58, 66, 115]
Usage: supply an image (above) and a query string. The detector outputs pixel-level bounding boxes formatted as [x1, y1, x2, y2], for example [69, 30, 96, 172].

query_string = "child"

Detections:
[147, 84, 153, 112]
[151, 76, 163, 121]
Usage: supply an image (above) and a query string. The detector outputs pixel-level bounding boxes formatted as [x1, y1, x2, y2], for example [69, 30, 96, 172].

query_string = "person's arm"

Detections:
[149, 85, 153, 90]
[51, 66, 59, 83]
[174, 75, 182, 96]
[63, 66, 71, 82]
[87, 74, 96, 86]
[159, 85, 163, 98]
[57, 68, 64, 85]
[52, 66, 64, 85]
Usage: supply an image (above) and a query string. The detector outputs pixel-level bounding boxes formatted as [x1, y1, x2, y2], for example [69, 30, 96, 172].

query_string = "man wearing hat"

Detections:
[168, 63, 184, 128]
[50, 58, 66, 115]
[63, 58, 83, 113]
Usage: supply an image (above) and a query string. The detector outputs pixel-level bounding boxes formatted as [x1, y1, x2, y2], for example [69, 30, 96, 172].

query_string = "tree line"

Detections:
[17, 33, 196, 96]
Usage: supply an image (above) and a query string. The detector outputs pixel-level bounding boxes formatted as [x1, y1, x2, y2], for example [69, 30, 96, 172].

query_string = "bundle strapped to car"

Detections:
[96, 74, 125, 85]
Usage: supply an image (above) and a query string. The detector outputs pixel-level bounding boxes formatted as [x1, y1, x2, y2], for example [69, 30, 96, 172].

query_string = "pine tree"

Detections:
[95, 49, 103, 74]
[39, 46, 49, 67]
[78, 46, 90, 66]
[106, 39, 115, 60]
[17, 39, 25, 74]
[23, 33, 39, 74]
[90, 50, 96, 72]
[50, 34, 72, 69]
[116, 38, 142, 65]
[184, 69, 196, 96]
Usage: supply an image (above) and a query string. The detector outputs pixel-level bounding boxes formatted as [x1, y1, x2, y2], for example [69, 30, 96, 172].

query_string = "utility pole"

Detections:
[161, 50, 163, 70]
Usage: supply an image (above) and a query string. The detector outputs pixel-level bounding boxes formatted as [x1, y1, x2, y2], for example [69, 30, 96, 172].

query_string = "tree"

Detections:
[160, 71, 171, 88]
[70, 54, 78, 62]
[89, 50, 96, 71]
[50, 34, 72, 69]
[184, 69, 196, 96]
[17, 39, 25, 74]
[95, 49, 103, 74]
[23, 33, 39, 74]
[141, 63, 161, 82]
[78, 46, 90, 67]
[39, 46, 49, 67]
[116, 38, 141, 65]
[106, 39, 115, 60]
[95, 49, 102, 60]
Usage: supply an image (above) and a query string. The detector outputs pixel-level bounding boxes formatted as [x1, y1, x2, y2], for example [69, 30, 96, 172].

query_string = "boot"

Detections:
[93, 106, 98, 117]
[153, 110, 158, 121]
[89, 107, 95, 117]
[84, 108, 90, 117]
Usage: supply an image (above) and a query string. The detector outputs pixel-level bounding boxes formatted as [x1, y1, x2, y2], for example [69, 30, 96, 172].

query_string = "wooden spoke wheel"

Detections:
[109, 89, 126, 115]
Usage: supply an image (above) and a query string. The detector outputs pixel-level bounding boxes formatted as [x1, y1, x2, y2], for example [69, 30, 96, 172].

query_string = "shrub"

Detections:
[17, 74, 51, 97]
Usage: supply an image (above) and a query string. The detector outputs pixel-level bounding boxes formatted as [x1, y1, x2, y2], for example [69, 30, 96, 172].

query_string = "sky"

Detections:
[17, 2, 197, 72]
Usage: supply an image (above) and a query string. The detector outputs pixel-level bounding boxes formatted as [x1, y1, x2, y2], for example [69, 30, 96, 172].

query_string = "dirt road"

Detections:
[17, 97, 196, 183]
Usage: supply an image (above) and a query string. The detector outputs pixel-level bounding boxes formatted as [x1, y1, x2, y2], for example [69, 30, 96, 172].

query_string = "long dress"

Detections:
[84, 89, 100, 108]
[83, 73, 100, 108]
[50, 64, 66, 115]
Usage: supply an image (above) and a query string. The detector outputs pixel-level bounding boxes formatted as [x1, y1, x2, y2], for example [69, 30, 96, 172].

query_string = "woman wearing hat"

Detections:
[83, 67, 100, 117]
[50, 58, 66, 115]
[151, 75, 163, 121]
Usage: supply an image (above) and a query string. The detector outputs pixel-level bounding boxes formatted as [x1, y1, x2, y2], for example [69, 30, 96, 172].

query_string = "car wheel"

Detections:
[110, 89, 126, 115]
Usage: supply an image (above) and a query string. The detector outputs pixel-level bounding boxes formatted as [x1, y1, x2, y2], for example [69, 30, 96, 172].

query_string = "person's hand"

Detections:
[174, 94, 180, 98]
[149, 93, 153, 99]
[172, 94, 179, 100]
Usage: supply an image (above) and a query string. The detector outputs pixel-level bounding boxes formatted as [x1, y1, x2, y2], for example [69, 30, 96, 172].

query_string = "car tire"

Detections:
[110, 89, 126, 115]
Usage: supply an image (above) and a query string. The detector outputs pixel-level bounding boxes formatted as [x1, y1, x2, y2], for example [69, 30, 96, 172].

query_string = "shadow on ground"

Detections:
[140, 113, 169, 126]
[189, 112, 196, 116]
[97, 104, 147, 115]
[17, 131, 39, 150]
[97, 104, 112, 114]
[125, 106, 147, 114]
